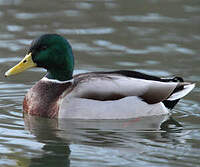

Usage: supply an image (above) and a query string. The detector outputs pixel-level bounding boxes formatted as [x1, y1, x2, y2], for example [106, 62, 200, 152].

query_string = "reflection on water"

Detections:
[22, 115, 199, 167]
[0, 0, 200, 166]
[23, 114, 175, 167]
[24, 116, 71, 167]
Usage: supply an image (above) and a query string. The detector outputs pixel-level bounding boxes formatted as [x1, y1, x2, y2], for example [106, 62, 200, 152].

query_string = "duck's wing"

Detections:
[70, 71, 194, 104]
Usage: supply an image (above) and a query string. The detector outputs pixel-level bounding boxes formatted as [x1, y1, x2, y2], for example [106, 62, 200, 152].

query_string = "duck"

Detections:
[5, 34, 195, 119]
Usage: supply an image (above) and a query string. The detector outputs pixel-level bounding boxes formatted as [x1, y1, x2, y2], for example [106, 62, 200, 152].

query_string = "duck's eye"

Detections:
[40, 45, 48, 51]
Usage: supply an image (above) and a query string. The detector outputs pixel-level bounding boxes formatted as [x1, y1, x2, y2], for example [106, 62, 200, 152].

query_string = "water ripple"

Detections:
[0, 0, 21, 5]
[7, 25, 23, 32]
[75, 2, 93, 10]
[184, 5, 200, 13]
[94, 40, 148, 54]
[56, 27, 115, 35]
[94, 40, 196, 55]
[0, 40, 24, 51]
[112, 13, 188, 23]
[15, 10, 81, 20]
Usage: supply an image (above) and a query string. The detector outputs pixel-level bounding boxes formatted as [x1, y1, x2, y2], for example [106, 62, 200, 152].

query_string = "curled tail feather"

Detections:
[163, 77, 195, 109]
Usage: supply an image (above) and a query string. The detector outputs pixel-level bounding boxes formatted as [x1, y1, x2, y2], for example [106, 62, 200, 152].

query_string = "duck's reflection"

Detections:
[24, 116, 71, 167]
[24, 114, 181, 167]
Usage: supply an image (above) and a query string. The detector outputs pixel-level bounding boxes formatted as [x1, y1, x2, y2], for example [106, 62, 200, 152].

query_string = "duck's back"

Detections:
[59, 71, 194, 119]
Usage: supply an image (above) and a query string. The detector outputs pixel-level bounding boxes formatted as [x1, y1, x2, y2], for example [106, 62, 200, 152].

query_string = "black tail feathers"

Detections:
[163, 76, 184, 109]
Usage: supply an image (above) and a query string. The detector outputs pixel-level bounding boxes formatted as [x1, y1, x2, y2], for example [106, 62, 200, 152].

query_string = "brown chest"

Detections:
[23, 80, 71, 118]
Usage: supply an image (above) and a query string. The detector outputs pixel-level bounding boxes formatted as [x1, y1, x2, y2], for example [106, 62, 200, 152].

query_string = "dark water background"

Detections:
[0, 0, 200, 166]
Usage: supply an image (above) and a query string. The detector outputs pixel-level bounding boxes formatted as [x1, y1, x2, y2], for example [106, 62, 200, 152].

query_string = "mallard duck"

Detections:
[5, 34, 195, 119]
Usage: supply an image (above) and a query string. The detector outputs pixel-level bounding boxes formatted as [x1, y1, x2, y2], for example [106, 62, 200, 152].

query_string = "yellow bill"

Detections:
[5, 53, 37, 77]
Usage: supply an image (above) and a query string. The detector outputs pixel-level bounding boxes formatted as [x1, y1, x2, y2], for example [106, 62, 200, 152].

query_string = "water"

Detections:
[0, 0, 200, 166]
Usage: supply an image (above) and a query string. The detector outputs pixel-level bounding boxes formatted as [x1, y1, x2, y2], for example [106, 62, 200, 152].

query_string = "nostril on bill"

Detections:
[23, 60, 27, 63]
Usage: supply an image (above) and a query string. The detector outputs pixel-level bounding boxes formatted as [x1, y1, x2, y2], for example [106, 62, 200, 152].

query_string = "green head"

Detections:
[5, 34, 74, 81]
